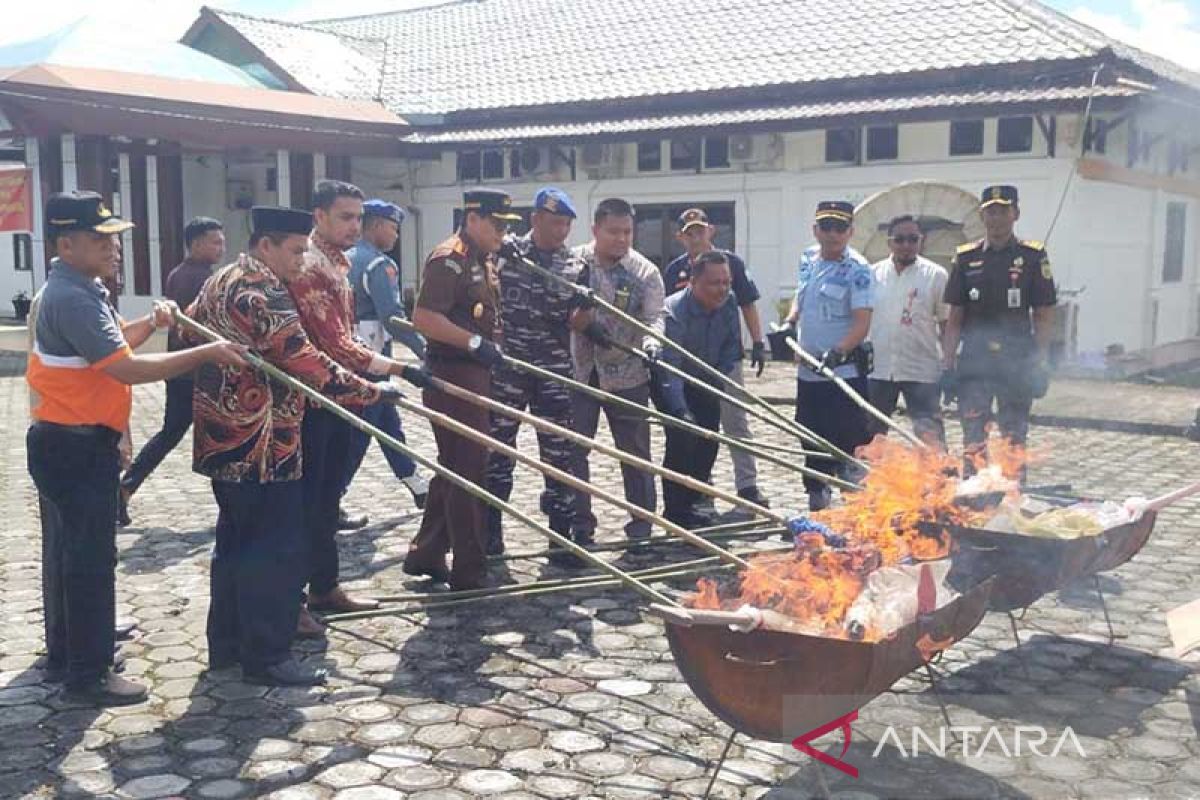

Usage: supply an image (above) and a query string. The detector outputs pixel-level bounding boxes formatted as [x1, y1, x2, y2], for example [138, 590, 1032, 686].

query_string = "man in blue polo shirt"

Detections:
[785, 200, 874, 510]
[662, 208, 769, 509]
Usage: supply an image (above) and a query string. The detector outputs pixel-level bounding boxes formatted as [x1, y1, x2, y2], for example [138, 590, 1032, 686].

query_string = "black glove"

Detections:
[817, 348, 847, 373]
[643, 341, 662, 363]
[471, 339, 505, 368]
[377, 383, 405, 404]
[497, 239, 522, 263]
[750, 341, 767, 377]
[939, 368, 959, 406]
[567, 290, 597, 311]
[399, 364, 435, 390]
[1029, 361, 1050, 399]
[581, 321, 613, 349]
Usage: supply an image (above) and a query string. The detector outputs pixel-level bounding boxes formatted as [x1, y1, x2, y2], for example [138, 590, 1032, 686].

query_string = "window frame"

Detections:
[949, 119, 985, 156]
[997, 116, 1035, 154]
[865, 125, 899, 161]
[825, 127, 860, 164]
[1162, 201, 1188, 284]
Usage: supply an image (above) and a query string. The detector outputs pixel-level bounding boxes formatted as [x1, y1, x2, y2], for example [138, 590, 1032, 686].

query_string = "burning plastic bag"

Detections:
[844, 560, 959, 640]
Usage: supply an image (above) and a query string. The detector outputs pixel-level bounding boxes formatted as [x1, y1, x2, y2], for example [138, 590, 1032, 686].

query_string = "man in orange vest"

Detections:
[27, 190, 246, 705]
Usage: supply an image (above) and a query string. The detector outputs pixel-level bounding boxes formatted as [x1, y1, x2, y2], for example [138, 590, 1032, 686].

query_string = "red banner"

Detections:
[0, 168, 32, 233]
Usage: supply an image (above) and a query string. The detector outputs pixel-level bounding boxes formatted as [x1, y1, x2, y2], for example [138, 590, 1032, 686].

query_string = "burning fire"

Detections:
[690, 438, 1026, 639]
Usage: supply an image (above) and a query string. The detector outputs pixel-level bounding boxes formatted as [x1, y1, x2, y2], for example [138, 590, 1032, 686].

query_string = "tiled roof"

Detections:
[204, 0, 1199, 117]
[405, 85, 1143, 145]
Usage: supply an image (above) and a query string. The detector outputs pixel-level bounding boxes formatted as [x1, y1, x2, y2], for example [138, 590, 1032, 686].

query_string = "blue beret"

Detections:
[534, 186, 577, 218]
[363, 199, 406, 225]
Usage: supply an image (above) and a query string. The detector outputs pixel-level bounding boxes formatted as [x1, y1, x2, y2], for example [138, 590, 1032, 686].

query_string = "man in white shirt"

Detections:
[868, 215, 948, 448]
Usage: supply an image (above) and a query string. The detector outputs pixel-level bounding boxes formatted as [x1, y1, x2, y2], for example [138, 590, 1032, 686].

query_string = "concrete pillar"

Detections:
[313, 152, 326, 181]
[276, 149, 290, 206]
[24, 138, 46, 291]
[146, 153, 162, 296]
[117, 152, 134, 296]
[61, 133, 78, 192]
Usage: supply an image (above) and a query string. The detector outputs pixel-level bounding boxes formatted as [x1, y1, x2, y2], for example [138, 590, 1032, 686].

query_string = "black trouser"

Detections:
[867, 379, 946, 448]
[27, 422, 121, 686]
[121, 376, 194, 494]
[301, 407, 354, 596]
[795, 378, 871, 495]
[339, 385, 416, 491]
[662, 383, 722, 517]
[958, 372, 1033, 479]
[208, 479, 306, 670]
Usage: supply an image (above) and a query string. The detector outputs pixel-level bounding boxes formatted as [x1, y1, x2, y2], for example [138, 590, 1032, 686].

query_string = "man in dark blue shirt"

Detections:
[119, 217, 225, 525]
[662, 209, 769, 509]
[658, 251, 743, 528]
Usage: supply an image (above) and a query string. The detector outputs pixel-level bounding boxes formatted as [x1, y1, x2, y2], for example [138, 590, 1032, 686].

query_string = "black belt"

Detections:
[31, 420, 121, 442]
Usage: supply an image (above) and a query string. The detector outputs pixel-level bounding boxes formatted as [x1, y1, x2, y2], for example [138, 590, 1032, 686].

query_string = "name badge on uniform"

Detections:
[819, 282, 847, 300]
[1007, 288, 1022, 308]
[968, 287, 981, 302]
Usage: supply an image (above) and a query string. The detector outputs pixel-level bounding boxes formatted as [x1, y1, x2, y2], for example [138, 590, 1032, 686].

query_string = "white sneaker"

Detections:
[401, 472, 429, 509]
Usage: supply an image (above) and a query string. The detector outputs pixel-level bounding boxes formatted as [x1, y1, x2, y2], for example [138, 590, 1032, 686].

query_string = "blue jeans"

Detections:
[340, 397, 416, 495]
[28, 422, 122, 686]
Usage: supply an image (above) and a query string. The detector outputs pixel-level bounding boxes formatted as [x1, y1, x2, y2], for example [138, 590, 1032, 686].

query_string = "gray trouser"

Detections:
[571, 375, 655, 538]
[720, 360, 758, 491]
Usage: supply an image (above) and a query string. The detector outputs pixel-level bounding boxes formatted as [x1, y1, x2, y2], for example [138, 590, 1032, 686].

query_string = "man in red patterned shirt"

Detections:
[282, 180, 417, 631]
[189, 206, 403, 685]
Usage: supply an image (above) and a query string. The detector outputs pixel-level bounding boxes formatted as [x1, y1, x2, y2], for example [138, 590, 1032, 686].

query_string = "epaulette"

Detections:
[956, 240, 982, 254]
[1020, 239, 1045, 251]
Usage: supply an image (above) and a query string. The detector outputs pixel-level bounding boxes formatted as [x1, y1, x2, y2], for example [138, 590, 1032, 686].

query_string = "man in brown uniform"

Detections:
[404, 189, 518, 590]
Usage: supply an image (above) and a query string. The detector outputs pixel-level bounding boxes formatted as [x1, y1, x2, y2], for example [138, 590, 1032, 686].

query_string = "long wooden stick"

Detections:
[491, 522, 787, 563]
[425, 371, 783, 524]
[1146, 480, 1200, 512]
[174, 310, 677, 608]
[389, 391, 756, 571]
[384, 315, 842, 484]
[505, 251, 849, 455]
[786, 336, 929, 451]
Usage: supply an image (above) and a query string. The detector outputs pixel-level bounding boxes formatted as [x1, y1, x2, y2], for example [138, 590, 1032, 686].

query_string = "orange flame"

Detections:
[688, 437, 1021, 639]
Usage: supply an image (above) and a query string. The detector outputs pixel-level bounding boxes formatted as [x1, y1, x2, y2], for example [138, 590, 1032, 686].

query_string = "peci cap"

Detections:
[677, 208, 710, 232]
[45, 190, 133, 236]
[533, 186, 577, 218]
[463, 189, 522, 222]
[363, 199, 406, 226]
[814, 200, 855, 224]
[250, 206, 313, 236]
[980, 185, 1019, 208]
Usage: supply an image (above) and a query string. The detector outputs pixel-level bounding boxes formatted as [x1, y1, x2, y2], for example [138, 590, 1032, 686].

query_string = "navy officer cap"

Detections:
[533, 186, 576, 218]
[980, 185, 1019, 208]
[364, 199, 406, 226]
[814, 200, 855, 224]
[251, 206, 312, 236]
[463, 189, 522, 222]
[46, 190, 134, 236]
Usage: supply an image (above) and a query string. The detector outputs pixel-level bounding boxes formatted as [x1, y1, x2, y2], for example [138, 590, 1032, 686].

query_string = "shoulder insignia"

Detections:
[956, 240, 982, 254]
[853, 269, 872, 290]
[440, 258, 463, 275]
[1021, 240, 1046, 251]
[385, 265, 397, 279]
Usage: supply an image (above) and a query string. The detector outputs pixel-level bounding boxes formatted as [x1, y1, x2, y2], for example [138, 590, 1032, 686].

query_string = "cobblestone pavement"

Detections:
[1, 371, 1198, 799]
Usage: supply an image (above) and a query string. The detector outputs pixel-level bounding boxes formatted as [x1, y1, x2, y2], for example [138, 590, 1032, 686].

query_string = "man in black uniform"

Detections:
[943, 185, 1057, 476]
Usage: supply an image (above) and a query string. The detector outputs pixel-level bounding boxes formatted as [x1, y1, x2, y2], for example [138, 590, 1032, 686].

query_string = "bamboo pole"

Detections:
[173, 310, 678, 608]
[504, 248, 852, 457]
[384, 315, 840, 484]
[422, 370, 783, 524]
[785, 336, 928, 451]
[491, 523, 789, 563]
[388, 390, 757, 571]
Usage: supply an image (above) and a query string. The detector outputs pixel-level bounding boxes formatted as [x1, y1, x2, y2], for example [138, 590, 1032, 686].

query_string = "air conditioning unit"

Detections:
[516, 146, 544, 174]
[579, 142, 613, 169]
[728, 134, 756, 163]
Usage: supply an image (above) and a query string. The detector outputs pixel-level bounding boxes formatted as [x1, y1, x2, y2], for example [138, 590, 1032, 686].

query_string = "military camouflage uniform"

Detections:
[485, 233, 585, 541]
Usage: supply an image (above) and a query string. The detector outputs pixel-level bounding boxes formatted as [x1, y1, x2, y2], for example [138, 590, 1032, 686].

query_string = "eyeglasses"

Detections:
[817, 220, 850, 233]
[889, 235, 921, 244]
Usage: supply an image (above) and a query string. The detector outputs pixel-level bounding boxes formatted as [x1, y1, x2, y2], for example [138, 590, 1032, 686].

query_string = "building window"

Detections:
[481, 149, 505, 180]
[949, 120, 984, 156]
[670, 139, 701, 171]
[637, 141, 662, 172]
[997, 116, 1034, 153]
[866, 125, 898, 161]
[1163, 201, 1187, 284]
[703, 136, 730, 169]
[458, 150, 481, 182]
[631, 202, 736, 269]
[12, 233, 32, 271]
[825, 128, 859, 163]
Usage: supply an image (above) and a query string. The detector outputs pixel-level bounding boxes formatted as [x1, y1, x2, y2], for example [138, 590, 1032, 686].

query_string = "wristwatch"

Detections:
[467, 334, 483, 352]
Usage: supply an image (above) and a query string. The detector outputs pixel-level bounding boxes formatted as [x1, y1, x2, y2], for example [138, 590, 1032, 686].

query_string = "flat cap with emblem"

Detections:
[814, 200, 855, 224]
[677, 208, 710, 232]
[363, 199, 407, 226]
[979, 185, 1019, 208]
[534, 187, 576, 218]
[250, 206, 313, 236]
[464, 189, 522, 222]
[46, 190, 134, 236]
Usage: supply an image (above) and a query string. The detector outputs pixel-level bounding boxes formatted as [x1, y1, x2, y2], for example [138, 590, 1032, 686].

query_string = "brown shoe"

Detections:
[296, 606, 326, 638]
[307, 586, 380, 613]
[402, 557, 451, 585]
